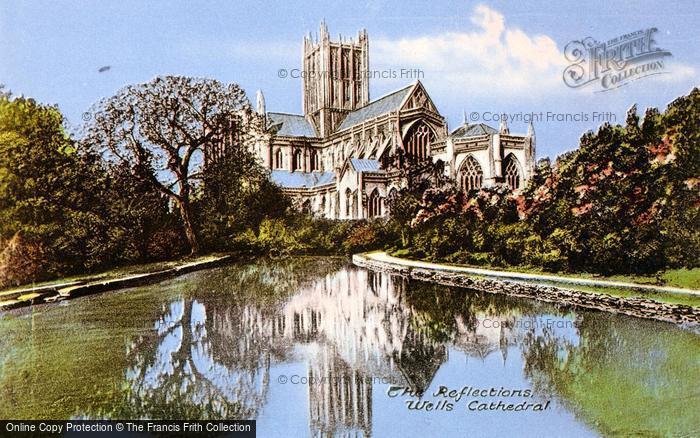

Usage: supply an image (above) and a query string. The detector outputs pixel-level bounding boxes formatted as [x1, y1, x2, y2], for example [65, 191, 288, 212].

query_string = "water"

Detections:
[0, 257, 698, 437]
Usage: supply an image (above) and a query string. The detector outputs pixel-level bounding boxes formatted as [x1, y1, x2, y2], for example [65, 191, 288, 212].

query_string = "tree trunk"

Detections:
[177, 198, 200, 255]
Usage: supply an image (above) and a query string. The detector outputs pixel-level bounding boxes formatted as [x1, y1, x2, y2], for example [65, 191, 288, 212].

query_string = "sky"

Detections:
[1, 0, 698, 159]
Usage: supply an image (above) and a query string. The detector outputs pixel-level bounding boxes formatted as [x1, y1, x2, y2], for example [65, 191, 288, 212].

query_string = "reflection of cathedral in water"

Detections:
[126, 266, 520, 436]
[279, 268, 442, 437]
[274, 268, 518, 437]
[307, 348, 372, 437]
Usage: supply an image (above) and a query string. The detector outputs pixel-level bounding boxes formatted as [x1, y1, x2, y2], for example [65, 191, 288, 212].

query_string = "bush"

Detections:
[195, 150, 291, 251]
[0, 233, 48, 288]
[521, 233, 568, 272]
[147, 228, 188, 261]
[489, 223, 528, 267]
[342, 223, 379, 254]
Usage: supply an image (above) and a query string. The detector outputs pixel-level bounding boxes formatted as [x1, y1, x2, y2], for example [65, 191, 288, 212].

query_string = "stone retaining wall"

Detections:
[353, 254, 700, 325]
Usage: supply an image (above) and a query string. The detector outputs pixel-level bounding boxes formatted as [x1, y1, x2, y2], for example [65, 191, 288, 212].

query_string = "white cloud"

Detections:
[372, 5, 567, 99]
[372, 5, 695, 99]
[658, 61, 697, 83]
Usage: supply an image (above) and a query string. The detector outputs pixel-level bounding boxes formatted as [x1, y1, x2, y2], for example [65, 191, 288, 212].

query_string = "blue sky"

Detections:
[1, 0, 698, 158]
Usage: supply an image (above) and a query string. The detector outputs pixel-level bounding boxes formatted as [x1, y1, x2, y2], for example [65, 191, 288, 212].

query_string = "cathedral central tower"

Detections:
[302, 21, 369, 137]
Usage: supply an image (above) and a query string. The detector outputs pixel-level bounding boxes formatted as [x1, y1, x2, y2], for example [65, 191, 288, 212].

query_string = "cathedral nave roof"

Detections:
[336, 84, 414, 132]
[267, 112, 318, 138]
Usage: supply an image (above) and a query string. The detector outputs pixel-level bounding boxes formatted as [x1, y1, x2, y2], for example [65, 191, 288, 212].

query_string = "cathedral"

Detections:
[250, 22, 536, 220]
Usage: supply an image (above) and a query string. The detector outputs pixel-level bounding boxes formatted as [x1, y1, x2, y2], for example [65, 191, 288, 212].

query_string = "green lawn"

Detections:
[516, 266, 700, 290]
[0, 252, 228, 298]
[492, 266, 699, 291]
[385, 250, 700, 308]
[516, 278, 700, 308]
[389, 250, 699, 290]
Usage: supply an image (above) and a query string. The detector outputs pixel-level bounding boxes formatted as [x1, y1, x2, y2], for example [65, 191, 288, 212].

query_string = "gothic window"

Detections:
[354, 53, 362, 104]
[275, 149, 284, 169]
[460, 155, 483, 192]
[308, 56, 317, 108]
[310, 150, 319, 172]
[345, 188, 353, 218]
[368, 189, 382, 218]
[334, 192, 340, 218]
[504, 154, 522, 190]
[301, 199, 312, 213]
[341, 50, 350, 77]
[380, 148, 391, 169]
[404, 121, 434, 160]
[387, 188, 398, 213]
[320, 194, 326, 214]
[293, 149, 303, 171]
[410, 89, 422, 108]
[330, 51, 337, 105]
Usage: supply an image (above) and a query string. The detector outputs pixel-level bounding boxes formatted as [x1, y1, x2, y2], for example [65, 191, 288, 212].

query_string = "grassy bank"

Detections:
[0, 253, 228, 299]
[385, 250, 700, 308]
[523, 279, 700, 308]
[389, 249, 699, 288]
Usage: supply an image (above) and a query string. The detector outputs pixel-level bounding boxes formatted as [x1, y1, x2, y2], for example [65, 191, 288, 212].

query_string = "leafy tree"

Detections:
[0, 95, 74, 239]
[195, 146, 289, 250]
[0, 90, 182, 286]
[0, 93, 104, 280]
[82, 76, 259, 254]
[655, 89, 700, 267]
[387, 188, 421, 247]
[521, 90, 699, 273]
[103, 162, 183, 263]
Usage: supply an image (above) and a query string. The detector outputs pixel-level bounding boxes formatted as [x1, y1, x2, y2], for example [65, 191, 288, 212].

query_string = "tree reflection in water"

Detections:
[123, 298, 271, 419]
[105, 258, 699, 437]
[519, 313, 700, 436]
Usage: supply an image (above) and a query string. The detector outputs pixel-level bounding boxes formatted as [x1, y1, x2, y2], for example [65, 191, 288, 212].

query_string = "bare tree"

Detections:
[83, 76, 257, 254]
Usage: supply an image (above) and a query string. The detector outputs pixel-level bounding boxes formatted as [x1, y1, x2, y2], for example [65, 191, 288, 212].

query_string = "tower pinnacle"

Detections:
[256, 90, 266, 115]
[499, 118, 509, 134]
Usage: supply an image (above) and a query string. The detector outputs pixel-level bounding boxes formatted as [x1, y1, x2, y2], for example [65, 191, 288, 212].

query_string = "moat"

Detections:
[1, 257, 698, 437]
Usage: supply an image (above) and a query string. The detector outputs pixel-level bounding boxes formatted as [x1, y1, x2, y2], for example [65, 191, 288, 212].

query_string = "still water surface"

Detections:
[0, 257, 698, 437]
